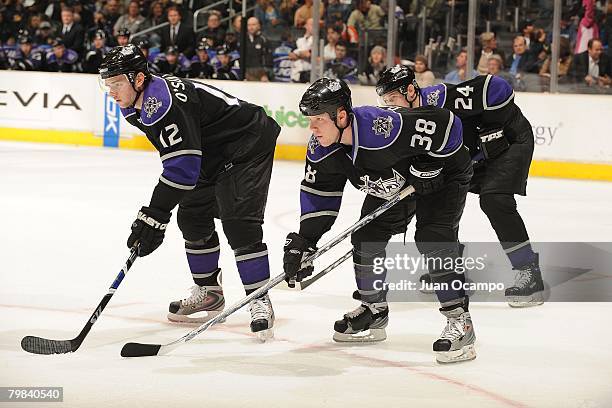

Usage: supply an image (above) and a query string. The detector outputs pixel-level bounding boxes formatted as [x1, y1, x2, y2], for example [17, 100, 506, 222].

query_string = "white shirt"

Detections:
[291, 35, 313, 82]
[62, 23, 73, 35]
[170, 22, 181, 42]
[323, 43, 336, 61]
[588, 55, 599, 78]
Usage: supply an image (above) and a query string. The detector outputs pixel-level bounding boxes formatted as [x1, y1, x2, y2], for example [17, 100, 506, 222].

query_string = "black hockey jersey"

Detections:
[298, 105, 470, 242]
[120, 74, 280, 211]
[420, 74, 533, 155]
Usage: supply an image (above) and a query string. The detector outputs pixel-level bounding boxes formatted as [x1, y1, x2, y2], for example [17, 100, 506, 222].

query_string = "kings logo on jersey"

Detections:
[371, 115, 394, 138]
[358, 169, 406, 199]
[308, 134, 321, 154]
[144, 96, 162, 118]
[426, 89, 440, 106]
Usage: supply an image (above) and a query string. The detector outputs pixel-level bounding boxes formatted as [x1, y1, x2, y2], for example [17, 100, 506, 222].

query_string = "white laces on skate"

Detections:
[346, 304, 367, 319]
[513, 270, 533, 289]
[250, 296, 271, 321]
[440, 314, 468, 341]
[181, 285, 208, 307]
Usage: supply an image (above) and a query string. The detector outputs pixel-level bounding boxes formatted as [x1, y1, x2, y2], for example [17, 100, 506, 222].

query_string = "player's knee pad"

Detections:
[185, 231, 219, 250]
[479, 193, 517, 218]
[177, 208, 216, 242]
[222, 219, 263, 250]
[423, 246, 462, 283]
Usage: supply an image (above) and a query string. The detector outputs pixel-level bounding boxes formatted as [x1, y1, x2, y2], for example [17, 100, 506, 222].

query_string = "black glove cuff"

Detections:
[138, 206, 171, 230]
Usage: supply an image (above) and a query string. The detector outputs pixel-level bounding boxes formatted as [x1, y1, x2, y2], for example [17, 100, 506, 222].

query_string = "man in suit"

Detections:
[160, 6, 195, 58]
[60, 6, 85, 55]
[505, 36, 536, 76]
[569, 39, 612, 88]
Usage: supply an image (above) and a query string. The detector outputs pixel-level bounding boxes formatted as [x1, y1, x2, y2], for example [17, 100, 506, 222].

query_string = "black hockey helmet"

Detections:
[117, 28, 131, 38]
[299, 77, 352, 121]
[99, 44, 150, 80]
[215, 44, 230, 56]
[93, 29, 106, 40]
[133, 37, 150, 50]
[376, 64, 416, 96]
[18, 34, 32, 44]
[165, 45, 179, 55]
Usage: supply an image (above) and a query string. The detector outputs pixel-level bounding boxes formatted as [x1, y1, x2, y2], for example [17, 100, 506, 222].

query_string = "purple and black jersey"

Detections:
[120, 75, 280, 212]
[298, 105, 468, 243]
[420, 74, 533, 154]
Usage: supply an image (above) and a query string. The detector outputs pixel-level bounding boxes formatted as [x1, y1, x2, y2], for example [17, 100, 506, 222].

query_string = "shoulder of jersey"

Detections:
[352, 106, 403, 150]
[420, 83, 447, 107]
[484, 74, 514, 109]
[306, 134, 344, 163]
[139, 75, 175, 126]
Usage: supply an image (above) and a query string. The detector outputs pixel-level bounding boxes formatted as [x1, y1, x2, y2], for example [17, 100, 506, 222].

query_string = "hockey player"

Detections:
[188, 42, 214, 79]
[8, 35, 44, 71]
[155, 46, 191, 77]
[83, 30, 111, 74]
[212, 45, 240, 80]
[376, 65, 544, 307]
[44, 39, 80, 73]
[99, 45, 281, 340]
[284, 78, 476, 363]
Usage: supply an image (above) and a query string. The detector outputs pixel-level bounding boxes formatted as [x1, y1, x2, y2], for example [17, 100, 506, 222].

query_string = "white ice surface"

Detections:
[1, 141, 612, 408]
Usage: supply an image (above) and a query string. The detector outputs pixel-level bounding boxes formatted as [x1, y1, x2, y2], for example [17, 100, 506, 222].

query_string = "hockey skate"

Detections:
[167, 283, 225, 324]
[505, 254, 545, 307]
[249, 293, 275, 342]
[433, 300, 476, 363]
[333, 299, 389, 343]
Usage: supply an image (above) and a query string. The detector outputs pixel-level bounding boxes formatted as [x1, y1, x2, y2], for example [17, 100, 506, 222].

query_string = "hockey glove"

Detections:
[478, 127, 509, 159]
[409, 160, 444, 195]
[127, 206, 171, 257]
[283, 232, 317, 288]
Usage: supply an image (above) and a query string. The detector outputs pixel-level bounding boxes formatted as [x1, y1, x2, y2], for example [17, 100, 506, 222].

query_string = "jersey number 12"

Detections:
[159, 123, 182, 148]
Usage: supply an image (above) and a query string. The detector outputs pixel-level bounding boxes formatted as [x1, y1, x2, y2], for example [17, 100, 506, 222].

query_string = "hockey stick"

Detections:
[297, 249, 353, 290]
[120, 185, 415, 358]
[21, 246, 139, 355]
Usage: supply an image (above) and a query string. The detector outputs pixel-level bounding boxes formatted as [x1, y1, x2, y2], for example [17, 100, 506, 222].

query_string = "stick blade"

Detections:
[121, 342, 162, 357]
[21, 336, 75, 355]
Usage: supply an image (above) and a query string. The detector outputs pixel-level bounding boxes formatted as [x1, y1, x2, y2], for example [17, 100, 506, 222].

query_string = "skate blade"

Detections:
[254, 328, 274, 342]
[435, 344, 476, 364]
[333, 328, 387, 343]
[506, 292, 545, 308]
[167, 310, 226, 324]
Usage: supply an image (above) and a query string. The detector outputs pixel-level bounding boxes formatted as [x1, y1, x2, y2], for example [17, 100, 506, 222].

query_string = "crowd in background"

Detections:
[1, 0, 610, 93]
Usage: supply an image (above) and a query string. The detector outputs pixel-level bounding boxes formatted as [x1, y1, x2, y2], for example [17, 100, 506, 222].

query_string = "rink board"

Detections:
[1, 71, 611, 181]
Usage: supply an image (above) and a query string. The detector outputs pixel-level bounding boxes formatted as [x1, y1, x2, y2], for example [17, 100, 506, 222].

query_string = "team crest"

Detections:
[371, 116, 394, 138]
[143, 96, 162, 118]
[359, 169, 406, 200]
[308, 135, 321, 154]
[426, 89, 440, 106]
[327, 81, 341, 92]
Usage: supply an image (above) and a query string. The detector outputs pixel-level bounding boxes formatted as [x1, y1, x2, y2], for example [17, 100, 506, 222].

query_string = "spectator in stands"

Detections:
[539, 36, 572, 81]
[72, 1, 94, 31]
[324, 40, 357, 83]
[102, 0, 122, 29]
[505, 36, 535, 77]
[198, 11, 225, 47]
[487, 54, 514, 84]
[8, 34, 43, 70]
[232, 15, 242, 35]
[294, 0, 325, 28]
[414, 54, 435, 87]
[60, 6, 85, 55]
[115, 28, 131, 46]
[212, 44, 241, 80]
[45, 38, 80, 72]
[530, 27, 549, 72]
[147, 1, 166, 27]
[244, 17, 272, 81]
[358, 44, 385, 85]
[476, 32, 504, 75]
[114, 0, 146, 37]
[83, 29, 111, 73]
[289, 17, 313, 82]
[520, 19, 535, 50]
[444, 49, 478, 84]
[272, 31, 294, 82]
[35, 21, 55, 46]
[347, 0, 385, 37]
[279, 0, 298, 27]
[156, 45, 191, 77]
[161, 6, 195, 58]
[325, 0, 350, 27]
[189, 41, 214, 79]
[323, 26, 341, 61]
[134, 37, 160, 73]
[575, 0, 599, 54]
[569, 38, 611, 88]
[255, 0, 282, 31]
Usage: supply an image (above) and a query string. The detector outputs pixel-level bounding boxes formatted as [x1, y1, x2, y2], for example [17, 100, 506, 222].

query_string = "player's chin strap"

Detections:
[126, 71, 147, 109]
[402, 80, 421, 108]
[333, 111, 353, 144]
